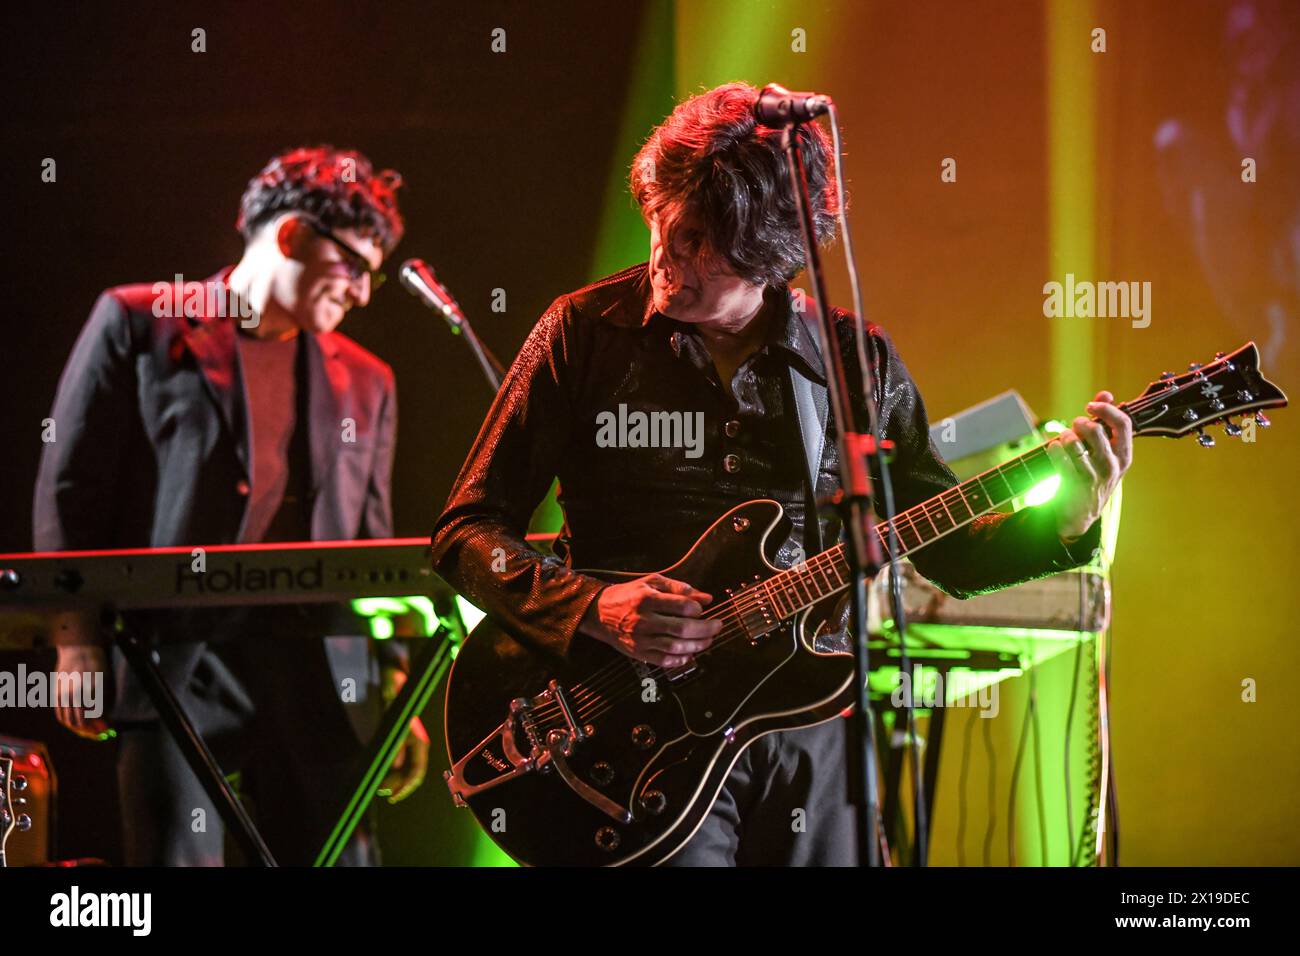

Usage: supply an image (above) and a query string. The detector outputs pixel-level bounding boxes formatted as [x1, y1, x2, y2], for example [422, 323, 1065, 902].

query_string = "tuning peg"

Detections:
[1224, 420, 1243, 437]
[1196, 429, 1215, 447]
[1215, 351, 1225, 359]
[16, 813, 31, 832]
[11, 775, 26, 792]
[1255, 411, 1270, 428]
[1188, 362, 1203, 371]
[1160, 371, 1175, 380]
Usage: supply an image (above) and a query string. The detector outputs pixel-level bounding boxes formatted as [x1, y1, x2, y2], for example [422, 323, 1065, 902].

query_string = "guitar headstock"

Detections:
[1120, 342, 1288, 446]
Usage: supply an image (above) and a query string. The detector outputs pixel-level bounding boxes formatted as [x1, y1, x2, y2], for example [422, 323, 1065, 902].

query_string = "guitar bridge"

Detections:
[444, 679, 631, 824]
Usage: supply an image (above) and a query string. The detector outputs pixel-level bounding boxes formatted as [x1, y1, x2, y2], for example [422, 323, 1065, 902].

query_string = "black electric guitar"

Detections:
[443, 343, 1287, 866]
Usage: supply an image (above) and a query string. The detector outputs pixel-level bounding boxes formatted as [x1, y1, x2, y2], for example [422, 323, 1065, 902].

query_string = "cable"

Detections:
[956, 705, 977, 866]
[1102, 619, 1119, 864]
[1030, 664, 1049, 866]
[1072, 631, 1103, 866]
[1063, 570, 1086, 863]
[982, 704, 997, 867]
[1007, 674, 1033, 866]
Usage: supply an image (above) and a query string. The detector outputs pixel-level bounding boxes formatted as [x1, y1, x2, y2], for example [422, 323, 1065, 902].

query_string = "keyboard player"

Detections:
[32, 146, 429, 865]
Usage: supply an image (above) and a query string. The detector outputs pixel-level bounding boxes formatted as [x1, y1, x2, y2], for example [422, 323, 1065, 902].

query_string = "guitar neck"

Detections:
[758, 439, 1062, 621]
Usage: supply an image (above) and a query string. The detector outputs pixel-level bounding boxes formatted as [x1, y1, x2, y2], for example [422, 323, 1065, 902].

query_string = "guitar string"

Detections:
[527, 448, 1071, 724]
[528, 449, 1046, 725]
[528, 445, 1064, 726]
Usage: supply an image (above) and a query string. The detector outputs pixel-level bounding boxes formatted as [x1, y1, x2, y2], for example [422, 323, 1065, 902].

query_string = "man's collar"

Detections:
[765, 286, 827, 384]
[640, 275, 826, 384]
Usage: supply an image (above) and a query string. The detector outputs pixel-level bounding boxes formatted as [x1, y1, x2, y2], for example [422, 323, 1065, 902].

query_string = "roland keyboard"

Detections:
[0, 538, 456, 616]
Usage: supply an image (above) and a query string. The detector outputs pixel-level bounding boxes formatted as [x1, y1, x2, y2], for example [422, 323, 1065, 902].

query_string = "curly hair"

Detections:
[236, 145, 405, 254]
[630, 82, 839, 287]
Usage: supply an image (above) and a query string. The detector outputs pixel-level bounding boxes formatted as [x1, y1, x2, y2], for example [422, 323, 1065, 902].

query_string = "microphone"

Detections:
[753, 83, 832, 126]
[399, 258, 465, 330]
[399, 257, 506, 391]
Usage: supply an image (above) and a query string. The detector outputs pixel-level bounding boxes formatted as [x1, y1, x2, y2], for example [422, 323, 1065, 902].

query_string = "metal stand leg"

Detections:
[912, 703, 945, 867]
[115, 626, 277, 867]
[879, 707, 904, 857]
[314, 633, 456, 867]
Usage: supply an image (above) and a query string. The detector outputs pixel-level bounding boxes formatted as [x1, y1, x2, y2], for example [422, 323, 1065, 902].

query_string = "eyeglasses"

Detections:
[305, 220, 387, 290]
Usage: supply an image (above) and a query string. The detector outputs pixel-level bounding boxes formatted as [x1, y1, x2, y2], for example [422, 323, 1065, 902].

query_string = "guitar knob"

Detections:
[639, 790, 668, 815]
[630, 724, 656, 749]
[16, 813, 31, 832]
[594, 826, 621, 852]
[1224, 421, 1242, 437]
[590, 762, 615, 786]
[1255, 411, 1270, 428]
[1196, 429, 1215, 448]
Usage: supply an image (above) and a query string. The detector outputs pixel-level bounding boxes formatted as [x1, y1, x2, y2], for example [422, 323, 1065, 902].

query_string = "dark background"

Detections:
[0, 0, 660, 865]
[3, 0, 1298, 867]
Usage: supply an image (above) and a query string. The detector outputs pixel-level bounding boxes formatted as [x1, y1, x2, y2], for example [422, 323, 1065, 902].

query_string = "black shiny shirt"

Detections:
[430, 262, 1100, 660]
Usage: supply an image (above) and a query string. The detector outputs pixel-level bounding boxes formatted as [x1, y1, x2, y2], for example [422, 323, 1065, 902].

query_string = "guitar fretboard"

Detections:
[756, 443, 1058, 620]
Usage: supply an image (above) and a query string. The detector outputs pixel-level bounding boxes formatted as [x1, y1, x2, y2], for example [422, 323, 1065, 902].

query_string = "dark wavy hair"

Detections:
[236, 145, 405, 254]
[630, 82, 839, 286]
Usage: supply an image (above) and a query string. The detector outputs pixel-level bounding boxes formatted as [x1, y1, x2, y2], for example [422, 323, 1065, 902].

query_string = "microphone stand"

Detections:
[403, 264, 506, 393]
[781, 121, 885, 868]
[449, 310, 505, 394]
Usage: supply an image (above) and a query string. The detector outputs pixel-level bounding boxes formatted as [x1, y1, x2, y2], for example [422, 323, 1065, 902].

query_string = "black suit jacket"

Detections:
[33, 269, 403, 732]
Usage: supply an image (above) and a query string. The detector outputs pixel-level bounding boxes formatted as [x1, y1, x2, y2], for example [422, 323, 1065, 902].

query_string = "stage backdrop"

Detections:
[0, 0, 1295, 865]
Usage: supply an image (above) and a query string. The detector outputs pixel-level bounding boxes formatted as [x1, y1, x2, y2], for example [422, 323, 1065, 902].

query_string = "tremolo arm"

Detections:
[444, 679, 631, 824]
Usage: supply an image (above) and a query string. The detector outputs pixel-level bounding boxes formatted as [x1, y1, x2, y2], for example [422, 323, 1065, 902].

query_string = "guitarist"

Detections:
[430, 82, 1133, 865]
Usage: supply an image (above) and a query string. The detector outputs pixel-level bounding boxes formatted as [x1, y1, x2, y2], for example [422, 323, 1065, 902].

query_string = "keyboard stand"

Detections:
[114, 618, 278, 866]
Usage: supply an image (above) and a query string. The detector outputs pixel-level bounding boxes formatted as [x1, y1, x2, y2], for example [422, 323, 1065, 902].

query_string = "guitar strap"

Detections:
[788, 301, 831, 557]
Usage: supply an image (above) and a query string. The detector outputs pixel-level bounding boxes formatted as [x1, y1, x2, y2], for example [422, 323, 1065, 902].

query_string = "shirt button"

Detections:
[724, 419, 741, 438]
[235, 479, 251, 496]
[722, 454, 741, 474]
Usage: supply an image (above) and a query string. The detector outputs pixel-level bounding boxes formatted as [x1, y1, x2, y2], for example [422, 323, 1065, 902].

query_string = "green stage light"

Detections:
[1023, 474, 1062, 507]
[350, 596, 441, 640]
[455, 596, 486, 634]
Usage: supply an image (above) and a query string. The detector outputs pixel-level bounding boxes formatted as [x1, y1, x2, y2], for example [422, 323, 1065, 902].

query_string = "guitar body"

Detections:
[443, 499, 855, 866]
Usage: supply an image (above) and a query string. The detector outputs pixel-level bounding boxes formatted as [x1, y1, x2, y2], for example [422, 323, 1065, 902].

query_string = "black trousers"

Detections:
[661, 717, 860, 866]
[116, 610, 377, 867]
